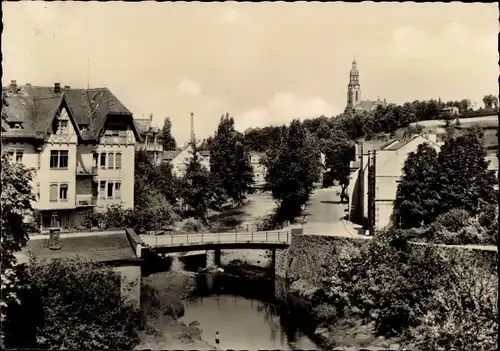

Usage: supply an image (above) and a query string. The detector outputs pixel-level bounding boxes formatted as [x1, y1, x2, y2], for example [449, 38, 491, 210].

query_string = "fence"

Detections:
[149, 231, 290, 248]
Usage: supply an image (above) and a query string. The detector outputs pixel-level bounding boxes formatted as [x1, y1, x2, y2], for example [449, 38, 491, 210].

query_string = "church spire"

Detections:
[345, 58, 361, 114]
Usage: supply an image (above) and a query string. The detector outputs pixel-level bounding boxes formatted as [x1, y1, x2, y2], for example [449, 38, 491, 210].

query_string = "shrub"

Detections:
[7, 256, 140, 350]
[181, 217, 204, 233]
[434, 208, 471, 233]
[408, 256, 498, 350]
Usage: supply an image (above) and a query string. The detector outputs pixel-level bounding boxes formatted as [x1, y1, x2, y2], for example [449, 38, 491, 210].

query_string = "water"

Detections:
[180, 272, 320, 350]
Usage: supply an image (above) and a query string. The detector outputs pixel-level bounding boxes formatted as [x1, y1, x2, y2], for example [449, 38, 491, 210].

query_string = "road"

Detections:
[284, 185, 364, 237]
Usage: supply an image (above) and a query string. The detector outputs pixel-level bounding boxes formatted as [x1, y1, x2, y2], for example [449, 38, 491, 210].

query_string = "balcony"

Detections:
[76, 165, 98, 176]
[76, 194, 97, 207]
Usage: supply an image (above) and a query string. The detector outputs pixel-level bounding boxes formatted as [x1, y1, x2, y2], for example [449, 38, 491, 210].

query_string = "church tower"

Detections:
[345, 59, 361, 113]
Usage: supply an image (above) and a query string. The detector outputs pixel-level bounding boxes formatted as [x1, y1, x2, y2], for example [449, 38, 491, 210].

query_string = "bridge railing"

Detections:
[148, 231, 290, 248]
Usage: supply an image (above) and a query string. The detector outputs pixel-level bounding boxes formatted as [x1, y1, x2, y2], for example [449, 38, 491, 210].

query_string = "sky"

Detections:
[2, 2, 498, 145]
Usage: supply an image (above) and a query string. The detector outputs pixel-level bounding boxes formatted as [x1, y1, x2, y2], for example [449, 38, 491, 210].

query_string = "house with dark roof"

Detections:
[2, 80, 141, 231]
[135, 113, 164, 165]
[163, 140, 211, 177]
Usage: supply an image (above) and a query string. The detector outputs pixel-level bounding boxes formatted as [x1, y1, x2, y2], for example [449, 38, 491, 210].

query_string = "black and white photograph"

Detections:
[1, 2, 498, 350]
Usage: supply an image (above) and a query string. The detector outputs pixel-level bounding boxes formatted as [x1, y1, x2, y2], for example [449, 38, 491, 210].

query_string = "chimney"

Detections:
[64, 85, 71, 90]
[190, 112, 195, 146]
[54, 82, 61, 93]
[10, 80, 17, 93]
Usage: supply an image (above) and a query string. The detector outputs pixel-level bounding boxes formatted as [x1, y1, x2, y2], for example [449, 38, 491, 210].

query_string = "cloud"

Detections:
[235, 92, 339, 131]
[176, 79, 202, 95]
[389, 22, 496, 59]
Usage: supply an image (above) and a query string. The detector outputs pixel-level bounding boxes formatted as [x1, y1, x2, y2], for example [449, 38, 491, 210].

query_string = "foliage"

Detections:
[263, 119, 321, 222]
[244, 125, 287, 152]
[180, 144, 221, 219]
[4, 256, 140, 350]
[162, 117, 177, 151]
[209, 114, 254, 204]
[0, 152, 38, 344]
[436, 127, 497, 217]
[393, 144, 441, 229]
[408, 255, 498, 350]
[322, 138, 355, 200]
[482, 94, 499, 109]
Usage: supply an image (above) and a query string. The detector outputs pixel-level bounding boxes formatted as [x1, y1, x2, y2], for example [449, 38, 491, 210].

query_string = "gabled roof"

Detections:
[163, 150, 182, 161]
[2, 84, 137, 142]
[381, 134, 439, 151]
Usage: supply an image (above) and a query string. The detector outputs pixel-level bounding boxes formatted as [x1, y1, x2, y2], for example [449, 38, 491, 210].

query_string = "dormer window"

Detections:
[8, 122, 23, 130]
[79, 124, 89, 132]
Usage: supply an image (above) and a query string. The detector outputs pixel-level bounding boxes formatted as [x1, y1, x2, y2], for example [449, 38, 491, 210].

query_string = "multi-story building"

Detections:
[1, 81, 140, 231]
[347, 134, 440, 230]
[135, 113, 164, 165]
[163, 141, 210, 178]
[348, 126, 498, 231]
[249, 152, 266, 189]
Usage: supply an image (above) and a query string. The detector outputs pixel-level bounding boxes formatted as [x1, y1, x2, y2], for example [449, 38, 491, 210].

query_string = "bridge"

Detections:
[141, 230, 291, 252]
[140, 230, 292, 269]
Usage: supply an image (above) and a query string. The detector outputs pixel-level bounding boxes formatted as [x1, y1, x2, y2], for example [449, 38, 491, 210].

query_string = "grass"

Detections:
[22, 233, 137, 262]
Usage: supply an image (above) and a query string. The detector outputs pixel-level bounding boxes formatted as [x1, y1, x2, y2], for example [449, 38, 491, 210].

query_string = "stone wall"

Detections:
[275, 234, 367, 282]
[113, 265, 141, 310]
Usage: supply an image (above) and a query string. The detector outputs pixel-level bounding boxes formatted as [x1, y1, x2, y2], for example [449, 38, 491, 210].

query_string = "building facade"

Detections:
[348, 134, 440, 230]
[250, 152, 267, 189]
[135, 113, 164, 165]
[344, 59, 387, 114]
[2, 81, 140, 231]
[163, 141, 210, 178]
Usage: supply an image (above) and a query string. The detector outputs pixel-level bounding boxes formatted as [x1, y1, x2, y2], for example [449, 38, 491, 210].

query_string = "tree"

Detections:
[4, 256, 141, 349]
[323, 138, 355, 201]
[436, 128, 497, 217]
[482, 94, 498, 109]
[180, 144, 220, 219]
[162, 117, 177, 151]
[209, 114, 254, 204]
[393, 143, 441, 229]
[1, 152, 37, 344]
[263, 119, 321, 222]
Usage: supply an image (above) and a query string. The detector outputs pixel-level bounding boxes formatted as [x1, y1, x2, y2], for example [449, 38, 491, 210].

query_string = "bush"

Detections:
[434, 208, 471, 233]
[181, 217, 204, 233]
[6, 256, 141, 350]
[408, 256, 498, 350]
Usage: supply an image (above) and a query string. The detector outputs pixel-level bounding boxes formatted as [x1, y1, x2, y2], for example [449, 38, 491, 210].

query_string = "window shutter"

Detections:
[50, 184, 58, 202]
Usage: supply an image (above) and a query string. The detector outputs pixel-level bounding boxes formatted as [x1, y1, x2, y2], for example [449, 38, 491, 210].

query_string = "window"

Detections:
[355, 91, 359, 101]
[99, 181, 106, 199]
[50, 150, 68, 169]
[59, 183, 68, 201]
[115, 153, 122, 169]
[57, 120, 68, 134]
[37, 152, 41, 169]
[15, 151, 23, 163]
[107, 182, 114, 198]
[93, 153, 98, 167]
[50, 184, 58, 202]
[100, 153, 107, 168]
[115, 182, 121, 199]
[7, 150, 14, 159]
[36, 183, 40, 200]
[79, 124, 89, 132]
[108, 153, 115, 169]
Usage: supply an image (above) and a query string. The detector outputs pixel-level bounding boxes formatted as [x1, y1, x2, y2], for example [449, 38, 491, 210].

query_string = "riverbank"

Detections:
[227, 232, 497, 350]
[136, 270, 217, 350]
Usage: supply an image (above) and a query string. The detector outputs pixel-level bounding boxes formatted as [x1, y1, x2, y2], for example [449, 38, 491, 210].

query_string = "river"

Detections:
[179, 270, 321, 350]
